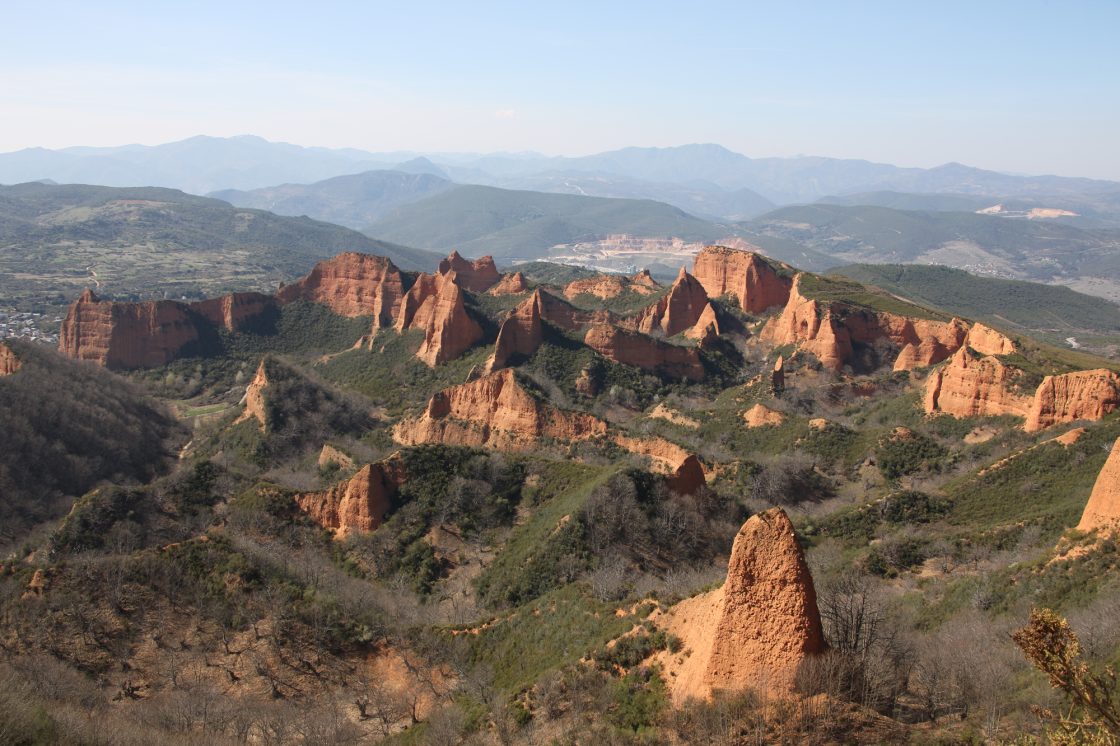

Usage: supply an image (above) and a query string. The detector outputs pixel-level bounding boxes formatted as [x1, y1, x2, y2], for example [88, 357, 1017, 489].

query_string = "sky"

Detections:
[2, 0, 1118, 179]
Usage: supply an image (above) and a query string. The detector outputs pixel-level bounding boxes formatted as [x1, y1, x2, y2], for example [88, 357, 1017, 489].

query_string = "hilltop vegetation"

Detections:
[0, 182, 440, 308]
[364, 184, 726, 259]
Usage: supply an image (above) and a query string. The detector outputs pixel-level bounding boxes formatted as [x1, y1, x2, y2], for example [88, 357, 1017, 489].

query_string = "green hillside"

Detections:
[363, 184, 726, 259]
[745, 203, 1120, 286]
[831, 263, 1120, 352]
[0, 182, 441, 307]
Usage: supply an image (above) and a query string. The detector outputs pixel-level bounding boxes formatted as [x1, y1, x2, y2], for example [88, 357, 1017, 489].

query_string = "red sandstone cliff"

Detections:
[415, 275, 484, 366]
[1025, 369, 1120, 432]
[294, 456, 406, 537]
[692, 245, 793, 313]
[58, 289, 273, 370]
[966, 323, 1016, 356]
[923, 347, 1033, 419]
[235, 359, 271, 430]
[630, 267, 711, 338]
[487, 290, 545, 373]
[276, 252, 405, 324]
[437, 251, 500, 292]
[564, 270, 662, 300]
[760, 277, 853, 371]
[613, 435, 706, 494]
[0, 341, 20, 376]
[655, 508, 825, 701]
[1077, 438, 1120, 535]
[584, 323, 705, 381]
[392, 368, 607, 451]
[487, 272, 529, 295]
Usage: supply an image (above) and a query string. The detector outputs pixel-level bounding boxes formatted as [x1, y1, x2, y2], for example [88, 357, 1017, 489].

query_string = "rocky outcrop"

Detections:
[59, 288, 274, 369]
[656, 508, 825, 701]
[535, 288, 614, 331]
[923, 347, 1032, 419]
[317, 444, 355, 471]
[392, 369, 607, 451]
[648, 403, 700, 429]
[277, 252, 405, 324]
[1025, 369, 1120, 432]
[584, 323, 705, 381]
[0, 341, 20, 376]
[190, 292, 274, 331]
[60, 290, 202, 369]
[1077, 438, 1120, 535]
[692, 245, 792, 313]
[437, 251, 500, 292]
[564, 271, 662, 300]
[890, 318, 969, 372]
[630, 268, 711, 338]
[683, 303, 721, 341]
[487, 290, 545, 372]
[294, 457, 406, 537]
[415, 276, 484, 366]
[966, 323, 1016, 356]
[235, 359, 271, 430]
[614, 435, 706, 494]
[771, 355, 785, 393]
[760, 277, 853, 371]
[487, 272, 529, 295]
[390, 273, 484, 366]
[744, 403, 785, 428]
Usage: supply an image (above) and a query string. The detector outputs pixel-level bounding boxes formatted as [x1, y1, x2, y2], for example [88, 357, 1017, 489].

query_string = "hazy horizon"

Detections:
[3, 1, 1118, 180]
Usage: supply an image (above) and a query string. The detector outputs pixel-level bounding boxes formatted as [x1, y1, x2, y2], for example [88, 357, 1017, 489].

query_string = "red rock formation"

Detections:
[393, 273, 441, 332]
[584, 323, 705, 381]
[564, 270, 662, 300]
[923, 347, 1032, 419]
[692, 245, 793, 313]
[277, 252, 405, 324]
[744, 403, 785, 428]
[630, 268, 711, 337]
[683, 303, 721, 341]
[393, 368, 607, 451]
[889, 318, 969, 372]
[413, 275, 484, 366]
[59, 288, 275, 369]
[487, 290, 545, 372]
[1025, 369, 1120, 432]
[437, 251, 500, 292]
[760, 277, 853, 371]
[0, 341, 20, 376]
[235, 360, 271, 430]
[1078, 438, 1120, 535]
[190, 292, 274, 331]
[487, 272, 529, 295]
[655, 508, 825, 701]
[59, 290, 203, 369]
[294, 457, 406, 537]
[771, 355, 785, 393]
[967, 323, 1016, 356]
[614, 435, 706, 494]
[318, 443, 355, 471]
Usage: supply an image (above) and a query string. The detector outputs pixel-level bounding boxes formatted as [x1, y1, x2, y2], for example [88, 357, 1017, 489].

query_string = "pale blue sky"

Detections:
[2, 0, 1118, 178]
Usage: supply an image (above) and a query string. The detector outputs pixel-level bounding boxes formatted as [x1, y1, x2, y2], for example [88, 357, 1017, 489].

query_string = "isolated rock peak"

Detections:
[1078, 438, 1120, 535]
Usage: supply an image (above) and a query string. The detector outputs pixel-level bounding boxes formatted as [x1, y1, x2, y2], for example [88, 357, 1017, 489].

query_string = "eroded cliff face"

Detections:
[923, 347, 1033, 419]
[235, 360, 271, 430]
[966, 323, 1016, 356]
[60, 290, 202, 369]
[1025, 369, 1120, 432]
[414, 275, 484, 366]
[1077, 438, 1120, 535]
[392, 368, 607, 451]
[276, 252, 405, 324]
[613, 435, 706, 494]
[629, 268, 711, 338]
[293, 457, 406, 537]
[655, 508, 825, 701]
[0, 341, 20, 376]
[584, 323, 705, 381]
[487, 272, 529, 295]
[692, 245, 792, 313]
[760, 277, 853, 372]
[437, 251, 500, 293]
[487, 290, 545, 373]
[888, 317, 969, 372]
[564, 270, 662, 300]
[58, 289, 275, 369]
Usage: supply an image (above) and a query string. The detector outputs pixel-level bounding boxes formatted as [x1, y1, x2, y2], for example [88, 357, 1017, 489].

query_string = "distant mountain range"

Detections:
[4, 136, 1118, 217]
